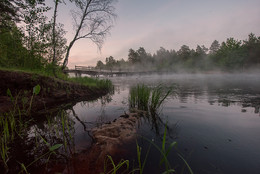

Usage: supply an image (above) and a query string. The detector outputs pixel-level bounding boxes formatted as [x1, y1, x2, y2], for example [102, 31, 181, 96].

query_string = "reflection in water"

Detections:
[3, 110, 77, 173]
[12, 73, 258, 173]
[106, 74, 260, 174]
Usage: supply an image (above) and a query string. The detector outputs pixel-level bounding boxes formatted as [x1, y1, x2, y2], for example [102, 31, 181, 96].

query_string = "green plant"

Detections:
[102, 155, 130, 174]
[150, 85, 172, 115]
[129, 84, 151, 111]
[138, 128, 175, 173]
[68, 76, 113, 90]
[136, 141, 151, 174]
[0, 113, 16, 168]
[129, 84, 172, 115]
[102, 123, 193, 174]
[7, 89, 14, 103]
[27, 84, 41, 113]
[139, 124, 193, 174]
[19, 134, 63, 174]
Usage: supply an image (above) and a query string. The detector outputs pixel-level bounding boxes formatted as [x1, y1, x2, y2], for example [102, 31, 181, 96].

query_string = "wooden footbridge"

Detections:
[63, 66, 161, 77]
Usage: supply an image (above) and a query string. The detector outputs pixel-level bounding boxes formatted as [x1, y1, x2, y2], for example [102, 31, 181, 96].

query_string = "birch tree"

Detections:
[62, 0, 117, 69]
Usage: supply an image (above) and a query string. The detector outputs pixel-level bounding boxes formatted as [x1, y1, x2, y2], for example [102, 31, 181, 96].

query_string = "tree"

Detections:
[0, 22, 28, 67]
[62, 0, 117, 69]
[96, 60, 104, 70]
[243, 33, 260, 66]
[177, 45, 191, 61]
[52, 0, 59, 65]
[209, 40, 220, 54]
[215, 38, 245, 69]
[195, 45, 208, 56]
[21, 0, 50, 55]
[43, 22, 67, 64]
[137, 47, 147, 59]
[128, 48, 139, 64]
[0, 0, 18, 28]
[105, 56, 116, 70]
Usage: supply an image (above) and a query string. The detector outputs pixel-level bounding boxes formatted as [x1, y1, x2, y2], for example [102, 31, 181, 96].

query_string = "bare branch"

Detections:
[62, 0, 117, 69]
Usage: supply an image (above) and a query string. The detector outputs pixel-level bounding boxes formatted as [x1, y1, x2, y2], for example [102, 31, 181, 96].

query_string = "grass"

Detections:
[129, 84, 173, 115]
[0, 66, 114, 91]
[127, 84, 193, 173]
[129, 85, 151, 111]
[0, 85, 72, 173]
[102, 155, 130, 174]
[0, 85, 42, 170]
[67, 76, 113, 90]
[150, 85, 172, 115]
[102, 124, 193, 174]
[0, 66, 67, 79]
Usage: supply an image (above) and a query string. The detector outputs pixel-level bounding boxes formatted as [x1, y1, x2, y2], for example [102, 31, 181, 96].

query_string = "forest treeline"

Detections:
[0, 0, 65, 74]
[96, 34, 260, 72]
[1, 1, 259, 74]
[0, 0, 116, 76]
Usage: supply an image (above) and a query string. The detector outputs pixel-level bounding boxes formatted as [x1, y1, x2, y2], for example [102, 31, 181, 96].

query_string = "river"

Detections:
[64, 73, 259, 174]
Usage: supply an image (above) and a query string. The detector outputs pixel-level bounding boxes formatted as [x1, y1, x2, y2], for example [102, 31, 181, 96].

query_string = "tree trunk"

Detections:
[61, 0, 93, 70]
[52, 0, 59, 77]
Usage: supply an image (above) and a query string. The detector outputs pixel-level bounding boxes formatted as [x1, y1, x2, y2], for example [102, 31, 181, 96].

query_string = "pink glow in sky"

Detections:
[48, 0, 260, 68]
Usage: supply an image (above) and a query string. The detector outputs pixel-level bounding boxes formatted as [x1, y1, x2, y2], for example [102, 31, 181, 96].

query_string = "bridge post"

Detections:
[75, 71, 81, 77]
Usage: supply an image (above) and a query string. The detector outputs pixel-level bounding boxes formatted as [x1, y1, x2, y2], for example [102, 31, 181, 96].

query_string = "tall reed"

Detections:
[129, 84, 172, 115]
[150, 85, 172, 115]
[129, 85, 151, 111]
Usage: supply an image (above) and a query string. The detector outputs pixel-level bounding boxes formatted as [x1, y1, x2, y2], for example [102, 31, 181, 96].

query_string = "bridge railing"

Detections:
[73, 65, 158, 73]
[74, 65, 123, 72]
[75, 65, 95, 71]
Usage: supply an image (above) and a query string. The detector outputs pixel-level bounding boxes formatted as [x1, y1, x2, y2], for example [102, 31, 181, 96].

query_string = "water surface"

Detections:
[71, 73, 260, 173]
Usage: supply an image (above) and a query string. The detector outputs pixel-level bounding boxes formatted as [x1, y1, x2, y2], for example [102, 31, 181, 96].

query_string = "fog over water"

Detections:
[70, 73, 260, 173]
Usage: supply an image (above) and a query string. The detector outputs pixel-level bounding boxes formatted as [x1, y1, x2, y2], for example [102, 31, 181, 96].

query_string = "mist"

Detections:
[94, 33, 260, 75]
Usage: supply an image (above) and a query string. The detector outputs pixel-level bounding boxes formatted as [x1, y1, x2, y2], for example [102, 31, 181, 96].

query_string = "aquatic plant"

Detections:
[102, 123, 193, 174]
[136, 141, 151, 174]
[150, 85, 172, 115]
[0, 117, 10, 168]
[19, 134, 63, 174]
[102, 155, 130, 174]
[27, 84, 41, 113]
[0, 85, 70, 173]
[135, 123, 193, 174]
[129, 84, 151, 111]
[0, 86, 39, 170]
[129, 84, 172, 115]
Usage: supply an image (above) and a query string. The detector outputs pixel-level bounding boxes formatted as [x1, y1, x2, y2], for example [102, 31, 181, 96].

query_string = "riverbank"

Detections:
[65, 111, 141, 173]
[0, 69, 112, 114]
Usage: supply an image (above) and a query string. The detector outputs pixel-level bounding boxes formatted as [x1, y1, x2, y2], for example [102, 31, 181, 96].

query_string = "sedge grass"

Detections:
[102, 155, 130, 174]
[150, 85, 172, 115]
[129, 84, 151, 111]
[103, 123, 193, 174]
[129, 84, 172, 115]
[136, 141, 151, 174]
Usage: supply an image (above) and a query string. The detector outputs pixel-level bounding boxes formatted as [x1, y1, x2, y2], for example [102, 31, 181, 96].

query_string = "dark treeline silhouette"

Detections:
[96, 33, 260, 72]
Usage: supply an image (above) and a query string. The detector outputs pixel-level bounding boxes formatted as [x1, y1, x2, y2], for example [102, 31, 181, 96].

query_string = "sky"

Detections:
[50, 0, 260, 68]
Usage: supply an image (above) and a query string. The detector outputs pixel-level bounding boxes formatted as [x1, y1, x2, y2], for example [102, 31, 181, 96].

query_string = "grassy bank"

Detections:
[0, 67, 113, 89]
[0, 67, 114, 173]
[0, 68, 114, 114]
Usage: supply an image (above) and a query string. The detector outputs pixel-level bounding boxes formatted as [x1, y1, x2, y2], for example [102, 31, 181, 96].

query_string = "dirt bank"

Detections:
[0, 70, 110, 114]
[57, 110, 147, 174]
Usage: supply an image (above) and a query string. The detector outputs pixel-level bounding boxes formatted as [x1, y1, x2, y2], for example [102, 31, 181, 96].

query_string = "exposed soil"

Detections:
[0, 69, 144, 173]
[0, 69, 110, 114]
[55, 111, 146, 174]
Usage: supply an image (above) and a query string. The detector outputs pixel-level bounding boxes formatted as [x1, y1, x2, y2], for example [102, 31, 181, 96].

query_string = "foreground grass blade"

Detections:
[178, 154, 194, 174]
